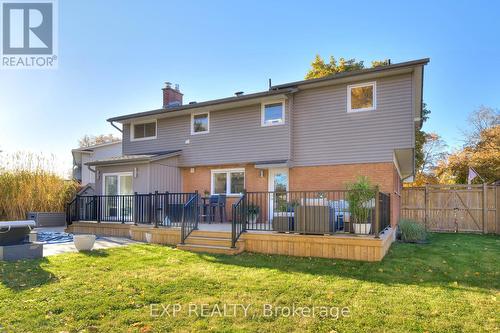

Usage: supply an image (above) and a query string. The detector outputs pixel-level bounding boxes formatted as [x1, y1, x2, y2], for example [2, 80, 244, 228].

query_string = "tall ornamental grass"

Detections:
[0, 152, 78, 220]
[398, 219, 428, 243]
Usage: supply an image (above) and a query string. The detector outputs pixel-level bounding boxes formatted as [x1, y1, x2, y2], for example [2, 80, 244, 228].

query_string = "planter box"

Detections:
[272, 212, 294, 232]
[295, 206, 331, 234]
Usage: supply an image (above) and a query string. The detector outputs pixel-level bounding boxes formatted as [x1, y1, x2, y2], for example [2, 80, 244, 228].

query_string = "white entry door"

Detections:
[268, 168, 289, 221]
[102, 173, 133, 220]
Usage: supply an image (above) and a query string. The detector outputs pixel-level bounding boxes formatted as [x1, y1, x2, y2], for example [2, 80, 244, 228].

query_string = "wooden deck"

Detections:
[67, 222, 395, 262]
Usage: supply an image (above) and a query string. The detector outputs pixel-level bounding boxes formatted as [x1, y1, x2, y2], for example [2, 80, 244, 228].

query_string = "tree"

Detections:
[414, 103, 432, 173]
[305, 55, 365, 79]
[371, 59, 391, 67]
[436, 107, 500, 184]
[78, 134, 120, 148]
[463, 106, 499, 146]
[410, 133, 447, 186]
[305, 55, 393, 79]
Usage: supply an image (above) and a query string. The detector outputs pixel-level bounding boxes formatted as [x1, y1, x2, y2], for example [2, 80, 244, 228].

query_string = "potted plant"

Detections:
[345, 176, 378, 235]
[246, 204, 260, 224]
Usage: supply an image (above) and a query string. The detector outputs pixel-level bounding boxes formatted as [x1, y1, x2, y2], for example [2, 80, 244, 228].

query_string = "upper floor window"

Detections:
[261, 101, 285, 126]
[191, 112, 209, 135]
[347, 82, 376, 112]
[131, 120, 157, 141]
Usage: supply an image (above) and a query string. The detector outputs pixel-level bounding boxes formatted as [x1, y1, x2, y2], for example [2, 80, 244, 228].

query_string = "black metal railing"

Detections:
[377, 191, 391, 235]
[180, 193, 199, 244]
[66, 196, 78, 225]
[66, 192, 197, 227]
[239, 190, 391, 236]
[231, 194, 246, 248]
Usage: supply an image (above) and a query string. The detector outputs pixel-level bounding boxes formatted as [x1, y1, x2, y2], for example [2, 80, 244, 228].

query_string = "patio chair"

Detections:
[207, 195, 226, 223]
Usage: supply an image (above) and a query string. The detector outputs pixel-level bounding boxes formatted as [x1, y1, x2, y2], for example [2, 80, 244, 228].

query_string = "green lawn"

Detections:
[0, 233, 498, 333]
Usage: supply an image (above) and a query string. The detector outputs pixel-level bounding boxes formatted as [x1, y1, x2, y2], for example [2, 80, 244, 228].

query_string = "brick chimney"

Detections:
[162, 82, 183, 108]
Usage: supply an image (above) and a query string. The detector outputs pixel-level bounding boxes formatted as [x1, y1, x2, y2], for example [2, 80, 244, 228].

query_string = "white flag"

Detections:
[468, 167, 478, 184]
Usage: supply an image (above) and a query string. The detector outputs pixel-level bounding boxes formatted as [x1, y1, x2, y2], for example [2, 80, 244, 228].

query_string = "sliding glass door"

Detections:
[103, 173, 133, 221]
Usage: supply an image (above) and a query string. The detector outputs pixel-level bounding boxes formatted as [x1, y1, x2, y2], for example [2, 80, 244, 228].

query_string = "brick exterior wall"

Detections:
[289, 162, 401, 227]
[182, 162, 402, 226]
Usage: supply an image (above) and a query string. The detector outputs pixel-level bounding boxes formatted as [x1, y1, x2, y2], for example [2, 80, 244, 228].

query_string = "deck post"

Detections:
[374, 190, 380, 238]
[148, 193, 153, 225]
[93, 195, 98, 221]
[121, 195, 125, 224]
[154, 191, 159, 228]
[96, 196, 101, 223]
[165, 191, 169, 221]
[133, 192, 138, 225]
[75, 195, 80, 222]
[231, 204, 236, 248]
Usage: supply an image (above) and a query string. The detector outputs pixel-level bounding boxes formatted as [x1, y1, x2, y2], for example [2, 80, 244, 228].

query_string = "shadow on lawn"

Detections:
[197, 233, 499, 291]
[0, 257, 57, 291]
[78, 249, 109, 257]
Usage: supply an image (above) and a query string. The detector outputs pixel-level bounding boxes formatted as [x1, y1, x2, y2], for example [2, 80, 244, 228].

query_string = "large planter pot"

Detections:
[353, 223, 372, 235]
[74, 234, 96, 251]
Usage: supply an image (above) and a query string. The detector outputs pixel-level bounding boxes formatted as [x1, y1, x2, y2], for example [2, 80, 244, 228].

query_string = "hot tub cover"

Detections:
[0, 220, 36, 228]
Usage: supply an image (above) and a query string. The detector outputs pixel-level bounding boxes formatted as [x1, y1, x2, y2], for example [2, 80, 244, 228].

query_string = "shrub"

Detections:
[398, 219, 427, 243]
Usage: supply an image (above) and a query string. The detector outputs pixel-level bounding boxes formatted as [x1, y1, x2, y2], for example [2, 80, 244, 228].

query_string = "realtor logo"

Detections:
[1, 0, 58, 68]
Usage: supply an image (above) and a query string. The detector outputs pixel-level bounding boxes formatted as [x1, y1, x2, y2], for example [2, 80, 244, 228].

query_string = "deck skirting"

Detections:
[242, 229, 395, 261]
[66, 222, 395, 261]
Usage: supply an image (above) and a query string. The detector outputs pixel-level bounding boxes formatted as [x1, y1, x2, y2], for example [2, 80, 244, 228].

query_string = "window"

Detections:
[347, 82, 376, 112]
[191, 113, 209, 134]
[131, 120, 157, 141]
[261, 101, 285, 126]
[211, 169, 245, 195]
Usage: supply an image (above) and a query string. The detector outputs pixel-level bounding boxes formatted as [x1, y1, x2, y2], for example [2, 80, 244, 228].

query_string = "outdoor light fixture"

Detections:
[259, 170, 265, 178]
[133, 168, 138, 178]
[190, 168, 195, 174]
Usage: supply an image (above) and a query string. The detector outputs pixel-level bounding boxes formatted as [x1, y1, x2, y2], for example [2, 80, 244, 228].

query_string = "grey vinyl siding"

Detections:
[292, 74, 414, 166]
[123, 103, 290, 166]
[94, 156, 182, 195]
[121, 73, 414, 168]
[149, 157, 182, 193]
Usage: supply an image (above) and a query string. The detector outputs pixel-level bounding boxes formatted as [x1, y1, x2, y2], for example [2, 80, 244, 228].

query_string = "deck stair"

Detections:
[176, 230, 244, 255]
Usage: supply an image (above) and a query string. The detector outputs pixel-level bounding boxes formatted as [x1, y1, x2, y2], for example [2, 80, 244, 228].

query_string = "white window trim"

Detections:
[347, 81, 377, 113]
[191, 112, 210, 135]
[130, 119, 157, 141]
[101, 172, 133, 195]
[210, 168, 245, 196]
[261, 100, 285, 127]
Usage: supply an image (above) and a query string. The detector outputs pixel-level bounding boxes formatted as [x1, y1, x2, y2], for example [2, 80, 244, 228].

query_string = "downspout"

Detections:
[287, 88, 298, 167]
[87, 165, 97, 174]
[110, 121, 123, 133]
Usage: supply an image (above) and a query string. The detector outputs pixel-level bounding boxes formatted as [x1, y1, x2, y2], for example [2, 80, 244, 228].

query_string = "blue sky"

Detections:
[1, 0, 499, 175]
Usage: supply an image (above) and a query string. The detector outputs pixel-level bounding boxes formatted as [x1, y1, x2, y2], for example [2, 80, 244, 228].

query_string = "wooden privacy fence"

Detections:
[401, 184, 499, 234]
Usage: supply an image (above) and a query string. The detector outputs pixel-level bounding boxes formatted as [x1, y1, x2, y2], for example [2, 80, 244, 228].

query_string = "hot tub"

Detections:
[0, 221, 36, 246]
